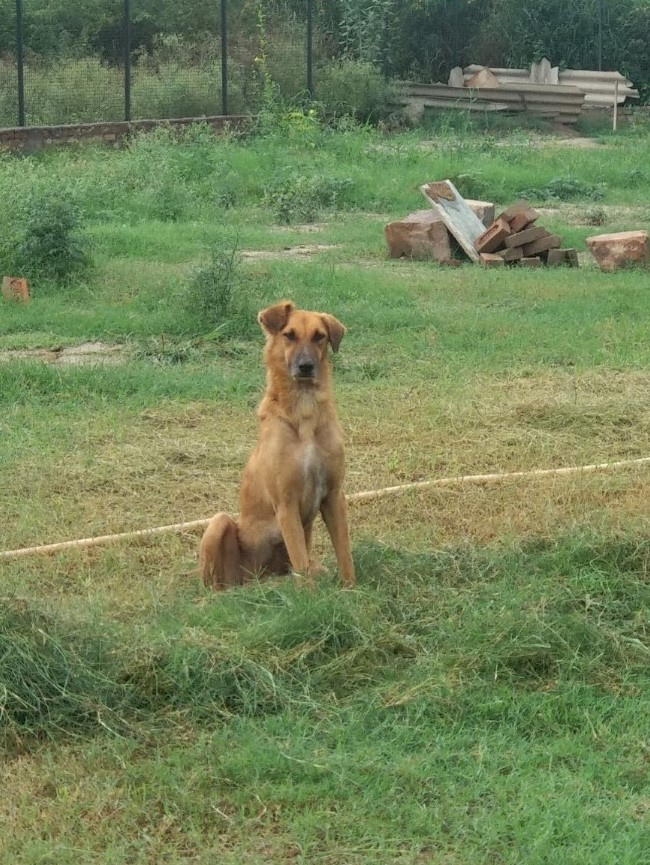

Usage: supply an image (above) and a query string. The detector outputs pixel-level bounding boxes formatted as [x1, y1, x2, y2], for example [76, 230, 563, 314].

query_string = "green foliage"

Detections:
[1, 0, 649, 131]
[184, 242, 240, 327]
[4, 534, 650, 744]
[584, 206, 607, 226]
[517, 175, 606, 203]
[183, 241, 258, 338]
[448, 171, 490, 199]
[14, 192, 91, 284]
[263, 170, 356, 223]
[338, 0, 398, 68]
[316, 59, 400, 124]
[0, 604, 131, 746]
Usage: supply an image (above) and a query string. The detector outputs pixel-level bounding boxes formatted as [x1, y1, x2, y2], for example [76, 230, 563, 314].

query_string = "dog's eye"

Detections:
[283, 330, 297, 341]
[312, 332, 326, 343]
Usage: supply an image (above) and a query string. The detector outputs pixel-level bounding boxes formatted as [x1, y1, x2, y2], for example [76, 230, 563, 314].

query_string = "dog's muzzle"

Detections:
[291, 351, 318, 380]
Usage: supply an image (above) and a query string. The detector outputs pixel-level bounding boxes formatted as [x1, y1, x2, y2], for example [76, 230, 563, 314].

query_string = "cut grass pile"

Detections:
[3, 536, 650, 863]
[2, 116, 650, 863]
[5, 536, 650, 744]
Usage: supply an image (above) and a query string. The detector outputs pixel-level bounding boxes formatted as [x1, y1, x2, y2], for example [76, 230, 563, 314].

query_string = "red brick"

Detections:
[509, 208, 540, 233]
[475, 218, 511, 254]
[480, 252, 506, 268]
[2, 276, 30, 302]
[522, 234, 561, 256]
[547, 248, 579, 267]
[504, 226, 548, 248]
[497, 246, 524, 262]
[495, 200, 534, 223]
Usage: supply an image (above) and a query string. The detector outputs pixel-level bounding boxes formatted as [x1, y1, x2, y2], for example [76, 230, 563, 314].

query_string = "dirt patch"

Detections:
[494, 132, 600, 149]
[0, 341, 125, 365]
[393, 133, 600, 153]
[535, 204, 649, 229]
[545, 137, 600, 149]
[242, 244, 339, 261]
[270, 223, 328, 234]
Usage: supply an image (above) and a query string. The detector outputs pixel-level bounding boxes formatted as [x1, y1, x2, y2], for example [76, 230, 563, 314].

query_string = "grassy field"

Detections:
[2, 113, 650, 864]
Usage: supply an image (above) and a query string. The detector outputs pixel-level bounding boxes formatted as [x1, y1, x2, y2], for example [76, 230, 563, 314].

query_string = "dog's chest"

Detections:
[300, 442, 328, 519]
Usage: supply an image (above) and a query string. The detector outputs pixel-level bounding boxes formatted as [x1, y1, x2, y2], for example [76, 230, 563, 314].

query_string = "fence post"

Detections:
[597, 0, 603, 70]
[221, 0, 228, 115]
[16, 0, 25, 126]
[124, 0, 131, 121]
[307, 0, 313, 97]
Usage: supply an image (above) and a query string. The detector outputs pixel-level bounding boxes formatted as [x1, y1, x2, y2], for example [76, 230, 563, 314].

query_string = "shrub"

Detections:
[315, 59, 401, 125]
[448, 171, 490, 199]
[14, 192, 91, 283]
[517, 175, 605, 203]
[185, 243, 240, 327]
[183, 240, 258, 338]
[263, 171, 356, 223]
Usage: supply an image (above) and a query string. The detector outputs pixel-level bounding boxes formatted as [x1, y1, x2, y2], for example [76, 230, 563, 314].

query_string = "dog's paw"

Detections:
[291, 571, 316, 591]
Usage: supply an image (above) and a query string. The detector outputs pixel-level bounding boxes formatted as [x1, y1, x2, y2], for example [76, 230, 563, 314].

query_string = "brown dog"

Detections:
[199, 300, 355, 590]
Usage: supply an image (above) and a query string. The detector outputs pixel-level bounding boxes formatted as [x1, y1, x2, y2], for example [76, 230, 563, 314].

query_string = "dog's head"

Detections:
[258, 300, 345, 384]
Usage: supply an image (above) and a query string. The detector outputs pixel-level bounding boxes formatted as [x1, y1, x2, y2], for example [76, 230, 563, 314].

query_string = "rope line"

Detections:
[3, 455, 650, 561]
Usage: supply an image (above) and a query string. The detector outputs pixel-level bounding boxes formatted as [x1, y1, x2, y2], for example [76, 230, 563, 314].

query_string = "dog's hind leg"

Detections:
[199, 513, 243, 590]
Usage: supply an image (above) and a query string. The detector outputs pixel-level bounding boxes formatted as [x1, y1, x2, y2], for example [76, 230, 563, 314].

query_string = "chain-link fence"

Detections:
[0, 0, 317, 127]
[0, 0, 645, 129]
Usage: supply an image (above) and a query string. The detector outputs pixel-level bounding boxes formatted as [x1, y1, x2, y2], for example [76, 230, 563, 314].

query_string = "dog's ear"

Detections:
[320, 313, 346, 353]
[258, 301, 295, 336]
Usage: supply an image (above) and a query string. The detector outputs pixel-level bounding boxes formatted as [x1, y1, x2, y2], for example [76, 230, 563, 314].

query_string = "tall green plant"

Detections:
[339, 0, 397, 70]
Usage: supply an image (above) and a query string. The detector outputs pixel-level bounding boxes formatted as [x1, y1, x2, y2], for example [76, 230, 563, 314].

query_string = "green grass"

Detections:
[3, 116, 650, 864]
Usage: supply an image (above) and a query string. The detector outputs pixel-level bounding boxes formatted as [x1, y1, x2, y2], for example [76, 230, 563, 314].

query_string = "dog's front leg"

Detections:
[275, 504, 311, 575]
[321, 491, 355, 586]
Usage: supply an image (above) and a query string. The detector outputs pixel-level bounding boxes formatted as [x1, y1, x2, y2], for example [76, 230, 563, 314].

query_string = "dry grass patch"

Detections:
[0, 342, 126, 366]
[5, 368, 650, 555]
[4, 368, 650, 606]
[241, 244, 339, 261]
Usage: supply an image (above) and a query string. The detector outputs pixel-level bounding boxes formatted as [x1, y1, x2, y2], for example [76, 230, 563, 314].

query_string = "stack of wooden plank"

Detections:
[474, 201, 578, 268]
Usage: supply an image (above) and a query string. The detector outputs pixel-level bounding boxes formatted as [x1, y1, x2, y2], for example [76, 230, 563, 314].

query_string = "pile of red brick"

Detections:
[475, 201, 577, 268]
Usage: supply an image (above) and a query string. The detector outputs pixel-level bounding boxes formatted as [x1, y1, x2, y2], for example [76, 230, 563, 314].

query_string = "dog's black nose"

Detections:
[298, 361, 314, 377]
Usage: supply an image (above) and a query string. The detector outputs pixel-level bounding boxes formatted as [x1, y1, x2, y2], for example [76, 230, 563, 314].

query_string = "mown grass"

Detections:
[2, 116, 650, 863]
[3, 537, 650, 863]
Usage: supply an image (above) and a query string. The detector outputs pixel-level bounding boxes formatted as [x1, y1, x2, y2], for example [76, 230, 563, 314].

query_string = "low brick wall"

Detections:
[0, 114, 250, 153]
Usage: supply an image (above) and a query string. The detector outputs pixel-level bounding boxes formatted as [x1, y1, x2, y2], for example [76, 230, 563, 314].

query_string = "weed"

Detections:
[183, 240, 259, 339]
[448, 171, 489, 199]
[184, 242, 241, 328]
[264, 171, 356, 223]
[517, 175, 606, 203]
[584, 206, 606, 226]
[132, 336, 198, 365]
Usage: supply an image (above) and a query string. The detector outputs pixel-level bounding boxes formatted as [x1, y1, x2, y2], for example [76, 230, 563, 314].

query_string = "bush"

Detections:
[14, 192, 91, 283]
[183, 241, 257, 338]
[185, 243, 240, 326]
[263, 170, 356, 223]
[315, 60, 401, 125]
[517, 175, 606, 203]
